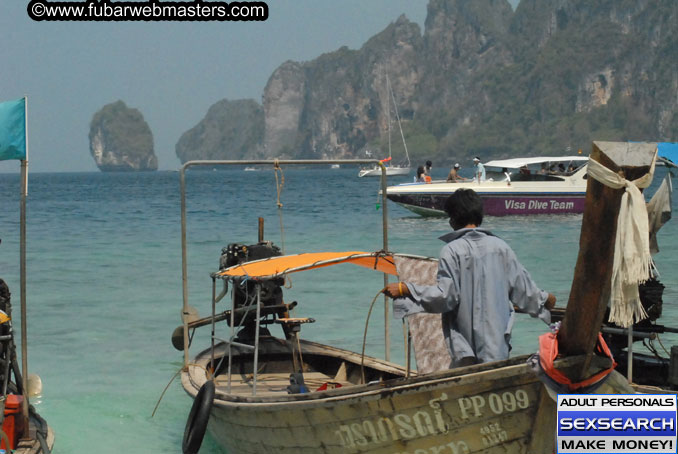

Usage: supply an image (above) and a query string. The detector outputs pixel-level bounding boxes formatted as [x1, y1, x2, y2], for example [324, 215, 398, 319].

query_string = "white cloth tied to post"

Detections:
[586, 157, 656, 327]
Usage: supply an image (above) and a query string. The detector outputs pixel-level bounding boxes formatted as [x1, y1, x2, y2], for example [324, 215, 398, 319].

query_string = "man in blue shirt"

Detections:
[473, 157, 486, 182]
[384, 189, 556, 368]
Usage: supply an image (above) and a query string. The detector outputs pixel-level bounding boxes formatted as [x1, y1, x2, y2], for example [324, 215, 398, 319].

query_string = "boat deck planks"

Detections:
[215, 371, 353, 397]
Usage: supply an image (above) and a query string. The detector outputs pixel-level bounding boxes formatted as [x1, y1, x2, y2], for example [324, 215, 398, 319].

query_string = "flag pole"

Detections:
[20, 96, 29, 434]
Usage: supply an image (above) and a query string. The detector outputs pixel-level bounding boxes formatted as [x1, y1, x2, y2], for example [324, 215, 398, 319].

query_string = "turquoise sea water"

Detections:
[0, 166, 676, 454]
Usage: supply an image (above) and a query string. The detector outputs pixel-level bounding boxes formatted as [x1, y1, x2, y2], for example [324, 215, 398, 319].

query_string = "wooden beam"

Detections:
[557, 142, 657, 369]
[527, 387, 557, 453]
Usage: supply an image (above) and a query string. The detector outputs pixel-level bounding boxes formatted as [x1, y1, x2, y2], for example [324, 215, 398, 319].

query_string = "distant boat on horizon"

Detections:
[358, 160, 410, 177]
[358, 74, 411, 178]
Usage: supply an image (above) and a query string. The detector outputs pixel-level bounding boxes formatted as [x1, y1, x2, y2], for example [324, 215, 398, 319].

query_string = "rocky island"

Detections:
[175, 99, 264, 163]
[176, 0, 678, 165]
[89, 100, 158, 172]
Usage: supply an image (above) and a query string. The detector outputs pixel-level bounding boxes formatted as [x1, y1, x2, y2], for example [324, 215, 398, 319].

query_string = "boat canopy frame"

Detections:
[483, 156, 589, 169]
[211, 251, 436, 395]
[214, 251, 418, 280]
[179, 159, 393, 375]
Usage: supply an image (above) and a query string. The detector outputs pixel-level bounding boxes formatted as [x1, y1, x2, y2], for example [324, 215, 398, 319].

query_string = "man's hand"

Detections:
[383, 282, 410, 299]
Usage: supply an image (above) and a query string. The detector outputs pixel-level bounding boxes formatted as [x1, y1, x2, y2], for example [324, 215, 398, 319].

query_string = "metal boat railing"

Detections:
[179, 159, 392, 394]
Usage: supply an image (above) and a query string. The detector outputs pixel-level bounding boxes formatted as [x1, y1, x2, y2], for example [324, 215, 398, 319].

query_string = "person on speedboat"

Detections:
[472, 157, 486, 182]
[446, 163, 468, 182]
[414, 166, 427, 183]
[382, 189, 556, 368]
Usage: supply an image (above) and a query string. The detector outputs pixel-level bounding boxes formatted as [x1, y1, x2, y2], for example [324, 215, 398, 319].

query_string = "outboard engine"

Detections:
[219, 242, 282, 270]
[603, 277, 677, 387]
[219, 242, 286, 341]
[604, 277, 665, 351]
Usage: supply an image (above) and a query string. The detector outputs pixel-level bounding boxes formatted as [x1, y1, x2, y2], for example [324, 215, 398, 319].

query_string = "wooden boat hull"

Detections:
[182, 339, 629, 454]
[205, 369, 545, 453]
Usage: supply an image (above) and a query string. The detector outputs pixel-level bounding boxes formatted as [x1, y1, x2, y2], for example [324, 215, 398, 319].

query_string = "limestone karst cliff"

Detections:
[176, 0, 678, 165]
[175, 99, 264, 163]
[89, 100, 157, 172]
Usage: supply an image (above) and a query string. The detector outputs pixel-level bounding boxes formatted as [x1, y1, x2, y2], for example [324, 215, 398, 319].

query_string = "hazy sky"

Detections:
[1, 0, 516, 173]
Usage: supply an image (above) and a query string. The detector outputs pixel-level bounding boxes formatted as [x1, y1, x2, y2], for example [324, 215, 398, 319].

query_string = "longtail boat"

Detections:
[175, 144, 674, 454]
[0, 279, 54, 454]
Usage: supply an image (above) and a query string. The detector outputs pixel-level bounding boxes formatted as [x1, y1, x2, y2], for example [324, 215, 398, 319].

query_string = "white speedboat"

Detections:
[386, 156, 589, 216]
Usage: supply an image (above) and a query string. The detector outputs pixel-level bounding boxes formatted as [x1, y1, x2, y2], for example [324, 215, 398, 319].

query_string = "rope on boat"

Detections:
[151, 368, 182, 418]
[36, 429, 50, 454]
[211, 283, 261, 376]
[273, 159, 286, 255]
[29, 407, 51, 454]
[151, 363, 209, 418]
[0, 428, 10, 453]
[656, 334, 671, 356]
[361, 288, 387, 384]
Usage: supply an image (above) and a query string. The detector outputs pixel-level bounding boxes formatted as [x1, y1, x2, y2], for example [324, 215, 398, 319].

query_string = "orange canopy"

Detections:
[216, 251, 402, 279]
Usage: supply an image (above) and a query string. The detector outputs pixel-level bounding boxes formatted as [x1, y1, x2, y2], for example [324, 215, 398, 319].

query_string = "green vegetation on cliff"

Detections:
[175, 99, 264, 163]
[178, 0, 678, 164]
[89, 100, 157, 172]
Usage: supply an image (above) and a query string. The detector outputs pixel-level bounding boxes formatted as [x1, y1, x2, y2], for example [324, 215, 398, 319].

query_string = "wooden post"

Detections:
[557, 142, 657, 376]
[527, 388, 557, 453]
[20, 97, 30, 437]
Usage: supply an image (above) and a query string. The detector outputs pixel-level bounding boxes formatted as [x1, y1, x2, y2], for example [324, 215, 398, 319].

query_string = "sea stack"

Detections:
[89, 100, 158, 172]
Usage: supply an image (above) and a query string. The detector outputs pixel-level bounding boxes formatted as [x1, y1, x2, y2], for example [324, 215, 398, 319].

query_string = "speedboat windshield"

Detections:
[484, 156, 588, 182]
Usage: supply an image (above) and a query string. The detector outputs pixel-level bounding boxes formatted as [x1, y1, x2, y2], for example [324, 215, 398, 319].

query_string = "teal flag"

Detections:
[0, 98, 26, 161]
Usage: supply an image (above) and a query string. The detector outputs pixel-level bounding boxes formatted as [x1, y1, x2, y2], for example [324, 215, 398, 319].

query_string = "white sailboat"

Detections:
[358, 75, 411, 177]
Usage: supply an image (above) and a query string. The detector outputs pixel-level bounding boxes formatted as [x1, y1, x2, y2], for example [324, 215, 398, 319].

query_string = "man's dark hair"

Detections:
[444, 189, 483, 229]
